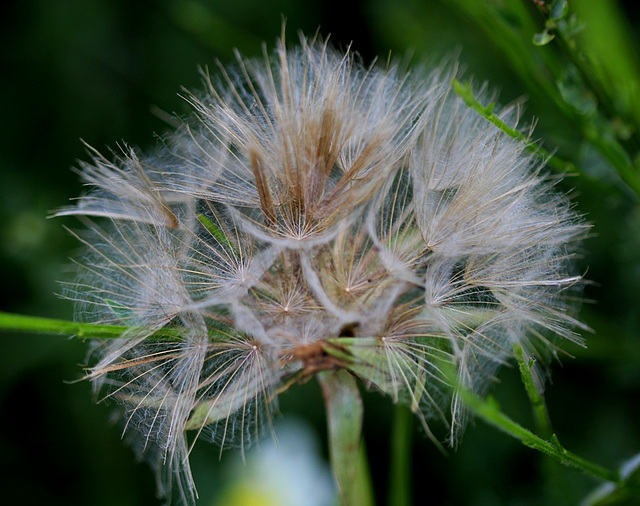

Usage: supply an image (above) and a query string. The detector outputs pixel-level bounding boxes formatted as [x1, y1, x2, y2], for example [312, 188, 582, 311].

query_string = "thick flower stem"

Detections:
[317, 370, 374, 506]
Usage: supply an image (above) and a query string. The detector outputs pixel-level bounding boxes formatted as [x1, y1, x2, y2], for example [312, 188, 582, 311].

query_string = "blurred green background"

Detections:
[1, 0, 639, 504]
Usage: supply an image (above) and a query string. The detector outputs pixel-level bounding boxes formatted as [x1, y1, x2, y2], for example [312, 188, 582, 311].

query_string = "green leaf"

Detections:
[197, 213, 238, 254]
[185, 375, 265, 431]
[533, 30, 555, 46]
[550, 0, 569, 21]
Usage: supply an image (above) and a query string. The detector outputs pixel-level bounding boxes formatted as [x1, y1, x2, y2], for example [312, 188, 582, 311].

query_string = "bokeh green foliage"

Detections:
[1, 0, 639, 504]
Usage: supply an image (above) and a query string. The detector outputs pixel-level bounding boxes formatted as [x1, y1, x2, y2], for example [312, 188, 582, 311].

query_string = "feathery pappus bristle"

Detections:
[56, 32, 587, 504]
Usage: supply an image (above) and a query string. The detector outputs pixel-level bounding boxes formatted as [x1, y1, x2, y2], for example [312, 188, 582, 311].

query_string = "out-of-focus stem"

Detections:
[388, 403, 413, 506]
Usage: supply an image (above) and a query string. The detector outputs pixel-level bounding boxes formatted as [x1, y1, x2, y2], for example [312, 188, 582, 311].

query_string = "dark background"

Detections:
[1, 1, 639, 504]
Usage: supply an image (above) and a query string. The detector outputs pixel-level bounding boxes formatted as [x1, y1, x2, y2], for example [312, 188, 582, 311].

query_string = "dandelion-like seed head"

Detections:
[57, 33, 586, 503]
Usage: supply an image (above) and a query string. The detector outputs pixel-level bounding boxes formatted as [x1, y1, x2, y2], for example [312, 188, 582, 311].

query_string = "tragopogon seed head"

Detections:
[57, 33, 587, 504]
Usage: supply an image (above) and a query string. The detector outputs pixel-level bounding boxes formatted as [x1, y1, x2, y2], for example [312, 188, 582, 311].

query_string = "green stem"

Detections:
[355, 438, 375, 506]
[317, 370, 374, 506]
[452, 79, 574, 173]
[0, 311, 127, 338]
[388, 403, 413, 506]
[514, 345, 553, 439]
[458, 385, 630, 489]
[448, 0, 568, 112]
[547, 1, 640, 156]
[0, 311, 191, 341]
[450, 0, 640, 197]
